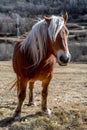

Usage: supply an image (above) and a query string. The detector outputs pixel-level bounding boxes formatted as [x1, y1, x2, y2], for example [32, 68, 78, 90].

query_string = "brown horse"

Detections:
[12, 13, 71, 119]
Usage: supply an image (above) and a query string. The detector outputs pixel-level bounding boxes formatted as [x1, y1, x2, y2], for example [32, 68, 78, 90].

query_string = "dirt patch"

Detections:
[0, 61, 87, 130]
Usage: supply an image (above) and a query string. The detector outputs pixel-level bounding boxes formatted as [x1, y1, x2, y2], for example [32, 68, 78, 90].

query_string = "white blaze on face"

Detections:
[57, 50, 71, 65]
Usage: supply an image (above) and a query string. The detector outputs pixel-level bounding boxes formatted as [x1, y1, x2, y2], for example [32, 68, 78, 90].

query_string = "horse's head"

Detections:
[45, 13, 71, 66]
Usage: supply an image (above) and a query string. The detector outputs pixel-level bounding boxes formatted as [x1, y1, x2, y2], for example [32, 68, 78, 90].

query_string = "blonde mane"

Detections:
[21, 16, 64, 66]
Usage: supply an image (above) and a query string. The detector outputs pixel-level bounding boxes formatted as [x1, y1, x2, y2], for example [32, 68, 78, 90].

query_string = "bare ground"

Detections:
[0, 61, 87, 130]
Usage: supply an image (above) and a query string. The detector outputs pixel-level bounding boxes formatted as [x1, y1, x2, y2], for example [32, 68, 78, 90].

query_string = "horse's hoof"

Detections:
[27, 102, 36, 106]
[42, 109, 51, 116]
[13, 113, 21, 121]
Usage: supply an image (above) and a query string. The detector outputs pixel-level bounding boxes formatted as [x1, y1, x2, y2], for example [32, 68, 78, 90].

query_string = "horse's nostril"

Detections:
[60, 56, 69, 63]
[60, 56, 64, 62]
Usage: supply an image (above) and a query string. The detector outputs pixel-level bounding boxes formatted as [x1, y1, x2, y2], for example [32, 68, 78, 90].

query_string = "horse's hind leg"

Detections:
[13, 77, 27, 120]
[28, 82, 34, 106]
[41, 77, 51, 115]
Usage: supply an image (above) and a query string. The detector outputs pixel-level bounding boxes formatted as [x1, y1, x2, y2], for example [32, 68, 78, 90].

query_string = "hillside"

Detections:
[0, 0, 87, 16]
[0, 0, 87, 61]
[0, 0, 87, 35]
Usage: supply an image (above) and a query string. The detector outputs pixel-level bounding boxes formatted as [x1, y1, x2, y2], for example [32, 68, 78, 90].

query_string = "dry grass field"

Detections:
[0, 61, 87, 130]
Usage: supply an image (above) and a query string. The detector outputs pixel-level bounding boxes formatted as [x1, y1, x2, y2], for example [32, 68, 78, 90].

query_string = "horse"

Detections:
[12, 13, 71, 119]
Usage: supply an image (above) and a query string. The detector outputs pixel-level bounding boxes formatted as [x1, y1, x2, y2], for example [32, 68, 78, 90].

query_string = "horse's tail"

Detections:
[9, 79, 17, 90]
[10, 75, 21, 90]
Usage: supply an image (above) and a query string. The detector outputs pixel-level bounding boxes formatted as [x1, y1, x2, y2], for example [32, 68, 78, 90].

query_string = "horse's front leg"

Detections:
[28, 82, 34, 106]
[41, 77, 52, 115]
[13, 77, 27, 120]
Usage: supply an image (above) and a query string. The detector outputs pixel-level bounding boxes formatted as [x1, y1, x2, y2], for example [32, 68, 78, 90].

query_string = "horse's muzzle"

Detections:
[57, 50, 71, 66]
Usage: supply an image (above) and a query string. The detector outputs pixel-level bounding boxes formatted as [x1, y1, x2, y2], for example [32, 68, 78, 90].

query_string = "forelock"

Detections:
[48, 16, 64, 42]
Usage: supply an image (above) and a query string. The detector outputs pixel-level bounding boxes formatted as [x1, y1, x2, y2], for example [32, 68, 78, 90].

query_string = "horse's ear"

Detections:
[63, 12, 68, 24]
[44, 16, 51, 24]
